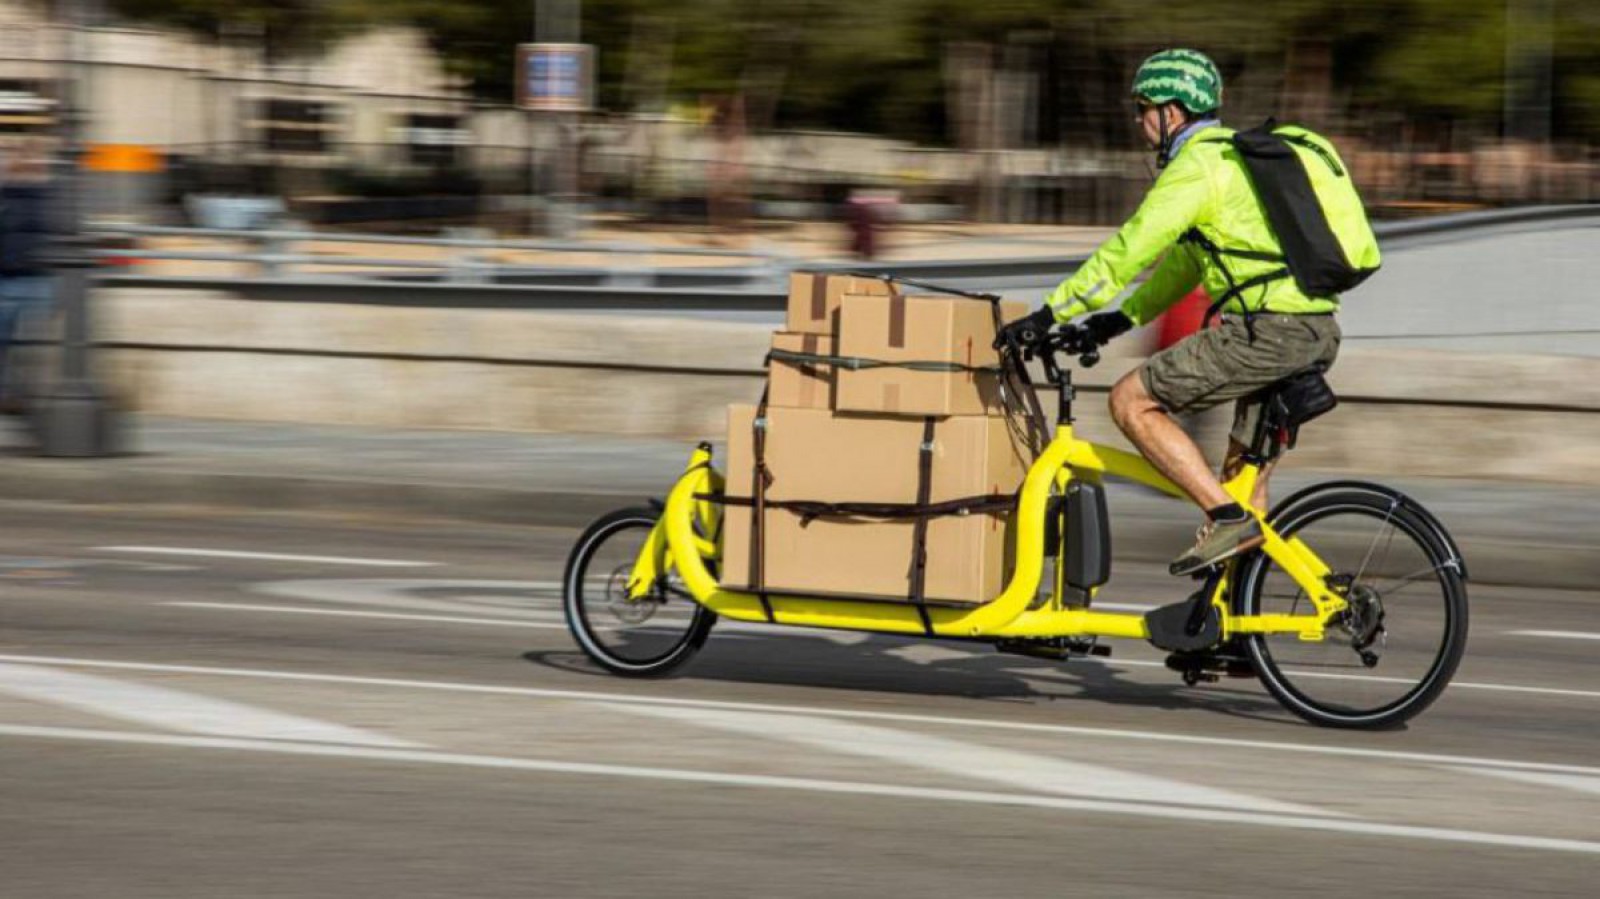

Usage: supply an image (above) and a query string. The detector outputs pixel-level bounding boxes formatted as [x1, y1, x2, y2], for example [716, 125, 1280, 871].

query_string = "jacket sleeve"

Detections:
[1120, 245, 1203, 326]
[1045, 152, 1212, 322]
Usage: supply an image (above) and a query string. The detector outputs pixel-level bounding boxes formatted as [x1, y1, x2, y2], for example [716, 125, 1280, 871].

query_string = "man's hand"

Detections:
[1082, 310, 1134, 346]
[994, 305, 1056, 350]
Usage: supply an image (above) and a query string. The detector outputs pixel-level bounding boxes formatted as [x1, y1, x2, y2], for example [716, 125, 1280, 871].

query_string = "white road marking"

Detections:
[2, 654, 1594, 780]
[1508, 630, 1600, 642]
[97, 546, 439, 568]
[1, 723, 1596, 855]
[254, 578, 557, 616]
[1449, 768, 1600, 798]
[166, 602, 570, 630]
[608, 704, 1336, 817]
[0, 662, 419, 748]
[164, 601, 865, 644]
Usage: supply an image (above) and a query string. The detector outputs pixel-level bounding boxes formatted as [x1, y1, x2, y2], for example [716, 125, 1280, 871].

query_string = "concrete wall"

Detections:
[89, 286, 1600, 485]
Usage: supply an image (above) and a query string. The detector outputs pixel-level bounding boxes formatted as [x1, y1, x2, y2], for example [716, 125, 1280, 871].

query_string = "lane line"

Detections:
[169, 600, 870, 644]
[1507, 630, 1600, 642]
[607, 703, 1338, 817]
[95, 547, 439, 568]
[0, 662, 420, 748]
[166, 602, 571, 630]
[1, 723, 1595, 855]
[2, 654, 1596, 778]
[1448, 767, 1600, 798]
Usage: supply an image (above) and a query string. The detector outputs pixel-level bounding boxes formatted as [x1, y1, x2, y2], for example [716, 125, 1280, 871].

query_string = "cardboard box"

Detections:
[720, 404, 1030, 604]
[786, 272, 895, 335]
[834, 293, 1028, 417]
[767, 332, 834, 410]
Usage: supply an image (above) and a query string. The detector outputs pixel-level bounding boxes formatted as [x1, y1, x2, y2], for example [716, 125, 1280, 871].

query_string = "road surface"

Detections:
[1, 502, 1595, 897]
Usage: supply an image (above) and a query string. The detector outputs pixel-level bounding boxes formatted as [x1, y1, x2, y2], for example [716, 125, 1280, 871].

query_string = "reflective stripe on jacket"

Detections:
[1046, 124, 1370, 326]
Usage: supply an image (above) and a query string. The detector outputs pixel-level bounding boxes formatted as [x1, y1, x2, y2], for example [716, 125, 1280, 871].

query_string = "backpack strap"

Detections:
[1178, 228, 1293, 339]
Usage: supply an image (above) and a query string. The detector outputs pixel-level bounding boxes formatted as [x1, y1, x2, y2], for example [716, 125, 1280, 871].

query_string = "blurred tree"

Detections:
[107, 0, 1598, 144]
[107, 0, 374, 62]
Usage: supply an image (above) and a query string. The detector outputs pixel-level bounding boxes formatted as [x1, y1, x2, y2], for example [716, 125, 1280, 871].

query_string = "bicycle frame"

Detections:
[634, 417, 1350, 646]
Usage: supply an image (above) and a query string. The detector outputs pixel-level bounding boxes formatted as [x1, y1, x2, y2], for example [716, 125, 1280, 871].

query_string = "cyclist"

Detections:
[1000, 48, 1351, 577]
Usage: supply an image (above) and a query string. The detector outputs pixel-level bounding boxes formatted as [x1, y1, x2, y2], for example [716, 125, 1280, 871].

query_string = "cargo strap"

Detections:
[698, 493, 1015, 523]
[767, 347, 1001, 375]
[906, 417, 938, 635]
[838, 271, 1002, 302]
[749, 390, 776, 623]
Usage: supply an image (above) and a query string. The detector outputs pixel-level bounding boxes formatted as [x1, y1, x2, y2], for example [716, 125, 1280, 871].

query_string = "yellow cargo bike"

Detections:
[563, 290, 1469, 729]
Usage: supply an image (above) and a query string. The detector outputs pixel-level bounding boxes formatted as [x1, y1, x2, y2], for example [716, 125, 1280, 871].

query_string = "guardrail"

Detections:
[90, 204, 1600, 309]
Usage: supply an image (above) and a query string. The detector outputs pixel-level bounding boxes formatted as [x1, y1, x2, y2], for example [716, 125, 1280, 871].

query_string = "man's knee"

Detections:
[1109, 371, 1156, 432]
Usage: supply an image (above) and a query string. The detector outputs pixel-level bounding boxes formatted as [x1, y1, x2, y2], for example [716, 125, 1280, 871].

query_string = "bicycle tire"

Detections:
[1235, 489, 1468, 729]
[563, 507, 716, 677]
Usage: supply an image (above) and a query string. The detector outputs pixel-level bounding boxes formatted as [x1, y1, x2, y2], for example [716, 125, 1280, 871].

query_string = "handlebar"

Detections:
[997, 322, 1104, 386]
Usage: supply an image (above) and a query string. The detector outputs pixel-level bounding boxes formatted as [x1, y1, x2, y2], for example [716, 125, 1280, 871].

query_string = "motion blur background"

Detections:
[0, 6, 1597, 897]
[0, 0, 1594, 230]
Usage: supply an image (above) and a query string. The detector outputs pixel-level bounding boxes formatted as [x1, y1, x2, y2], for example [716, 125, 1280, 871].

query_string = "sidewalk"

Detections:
[0, 415, 1593, 590]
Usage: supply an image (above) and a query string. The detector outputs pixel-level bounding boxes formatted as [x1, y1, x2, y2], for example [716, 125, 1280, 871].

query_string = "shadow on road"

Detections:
[524, 629, 1290, 725]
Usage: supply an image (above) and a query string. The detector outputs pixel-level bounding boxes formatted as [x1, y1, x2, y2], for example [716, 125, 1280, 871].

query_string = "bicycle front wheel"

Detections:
[563, 508, 716, 677]
[1235, 489, 1468, 729]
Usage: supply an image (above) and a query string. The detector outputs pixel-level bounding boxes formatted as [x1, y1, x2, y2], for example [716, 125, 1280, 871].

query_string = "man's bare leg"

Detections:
[1223, 439, 1275, 511]
[1108, 370, 1230, 510]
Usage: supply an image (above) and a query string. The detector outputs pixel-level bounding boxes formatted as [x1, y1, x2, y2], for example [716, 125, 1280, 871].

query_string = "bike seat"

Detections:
[1247, 365, 1338, 459]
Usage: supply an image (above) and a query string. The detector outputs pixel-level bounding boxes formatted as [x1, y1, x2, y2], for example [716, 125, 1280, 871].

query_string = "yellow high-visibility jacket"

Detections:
[1047, 124, 1379, 326]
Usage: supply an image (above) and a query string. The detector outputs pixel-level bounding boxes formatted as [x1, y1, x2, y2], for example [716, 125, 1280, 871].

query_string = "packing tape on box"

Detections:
[888, 292, 907, 348]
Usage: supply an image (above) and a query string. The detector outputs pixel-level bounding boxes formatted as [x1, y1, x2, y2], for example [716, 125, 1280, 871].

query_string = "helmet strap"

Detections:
[1155, 105, 1174, 169]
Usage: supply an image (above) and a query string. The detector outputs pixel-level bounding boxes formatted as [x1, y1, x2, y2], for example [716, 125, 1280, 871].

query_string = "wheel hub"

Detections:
[604, 564, 660, 625]
[1335, 582, 1386, 666]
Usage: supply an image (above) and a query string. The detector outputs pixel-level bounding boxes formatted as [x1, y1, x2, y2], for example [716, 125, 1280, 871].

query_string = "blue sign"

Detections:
[518, 44, 593, 111]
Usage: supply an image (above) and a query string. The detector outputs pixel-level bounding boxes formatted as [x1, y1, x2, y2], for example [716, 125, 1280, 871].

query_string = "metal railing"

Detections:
[86, 204, 1600, 311]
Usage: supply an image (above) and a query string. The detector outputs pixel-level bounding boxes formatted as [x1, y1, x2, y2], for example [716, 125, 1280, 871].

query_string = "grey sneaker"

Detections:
[1170, 517, 1264, 577]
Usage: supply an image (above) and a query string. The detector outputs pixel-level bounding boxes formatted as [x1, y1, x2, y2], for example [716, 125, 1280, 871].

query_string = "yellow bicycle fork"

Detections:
[633, 424, 1347, 646]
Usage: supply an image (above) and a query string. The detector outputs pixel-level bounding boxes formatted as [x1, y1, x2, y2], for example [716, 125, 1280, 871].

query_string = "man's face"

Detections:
[1137, 101, 1188, 149]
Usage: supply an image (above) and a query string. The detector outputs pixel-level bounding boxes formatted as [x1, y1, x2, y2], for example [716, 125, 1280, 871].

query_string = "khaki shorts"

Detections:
[1140, 313, 1341, 446]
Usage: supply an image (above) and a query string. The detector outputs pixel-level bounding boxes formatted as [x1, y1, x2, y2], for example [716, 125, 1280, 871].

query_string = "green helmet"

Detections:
[1132, 49, 1223, 115]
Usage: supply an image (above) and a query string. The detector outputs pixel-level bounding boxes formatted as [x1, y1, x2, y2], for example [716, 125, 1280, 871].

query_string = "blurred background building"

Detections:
[0, 0, 1591, 232]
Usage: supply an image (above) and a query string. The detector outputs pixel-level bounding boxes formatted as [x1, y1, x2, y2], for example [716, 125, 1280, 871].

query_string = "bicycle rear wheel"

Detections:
[1235, 489, 1468, 729]
[563, 508, 716, 677]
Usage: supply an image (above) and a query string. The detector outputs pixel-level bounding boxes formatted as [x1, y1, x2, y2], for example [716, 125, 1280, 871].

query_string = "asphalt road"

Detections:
[1, 502, 1596, 897]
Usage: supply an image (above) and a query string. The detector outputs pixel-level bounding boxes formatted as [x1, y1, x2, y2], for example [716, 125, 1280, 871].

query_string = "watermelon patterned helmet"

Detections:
[1132, 49, 1223, 115]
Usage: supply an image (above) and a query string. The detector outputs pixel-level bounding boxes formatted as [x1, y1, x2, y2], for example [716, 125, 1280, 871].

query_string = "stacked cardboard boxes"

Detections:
[720, 272, 1032, 605]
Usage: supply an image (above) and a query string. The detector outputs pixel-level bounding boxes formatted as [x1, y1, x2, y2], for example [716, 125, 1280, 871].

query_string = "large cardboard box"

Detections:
[786, 272, 895, 335]
[834, 293, 1028, 417]
[720, 404, 1030, 604]
[767, 332, 834, 410]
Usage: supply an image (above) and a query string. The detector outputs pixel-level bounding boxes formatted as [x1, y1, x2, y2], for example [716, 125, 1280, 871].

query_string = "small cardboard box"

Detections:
[720, 403, 1030, 604]
[786, 272, 895, 335]
[768, 332, 835, 410]
[834, 293, 1028, 417]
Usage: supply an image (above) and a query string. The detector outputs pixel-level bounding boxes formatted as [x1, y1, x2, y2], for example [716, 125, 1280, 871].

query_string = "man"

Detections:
[1001, 48, 1350, 577]
[0, 138, 56, 412]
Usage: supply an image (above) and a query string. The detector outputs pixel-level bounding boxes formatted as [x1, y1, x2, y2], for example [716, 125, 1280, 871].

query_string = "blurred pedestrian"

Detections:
[0, 138, 58, 413]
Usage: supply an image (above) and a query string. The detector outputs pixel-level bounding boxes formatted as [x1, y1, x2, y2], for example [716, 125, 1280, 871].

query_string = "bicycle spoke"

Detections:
[1353, 500, 1401, 583]
[1367, 561, 1453, 598]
